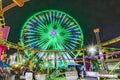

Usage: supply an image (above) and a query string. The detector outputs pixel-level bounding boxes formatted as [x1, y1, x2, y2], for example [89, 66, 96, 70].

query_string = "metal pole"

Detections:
[83, 50, 86, 71]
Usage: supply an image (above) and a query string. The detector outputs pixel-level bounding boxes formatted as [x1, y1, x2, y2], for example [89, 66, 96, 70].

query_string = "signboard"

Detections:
[100, 74, 118, 78]
[65, 71, 78, 80]
[25, 71, 33, 80]
[85, 71, 99, 78]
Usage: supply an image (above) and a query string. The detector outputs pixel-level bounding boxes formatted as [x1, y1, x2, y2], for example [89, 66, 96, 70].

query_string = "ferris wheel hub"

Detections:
[51, 30, 57, 36]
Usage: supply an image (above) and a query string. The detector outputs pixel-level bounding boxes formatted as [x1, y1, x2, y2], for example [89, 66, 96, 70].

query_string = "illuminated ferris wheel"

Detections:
[20, 10, 84, 68]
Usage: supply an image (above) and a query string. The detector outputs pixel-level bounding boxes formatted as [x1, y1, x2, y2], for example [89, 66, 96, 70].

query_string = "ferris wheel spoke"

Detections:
[28, 17, 46, 29]
[54, 37, 67, 51]
[55, 13, 63, 25]
[34, 17, 48, 29]
[24, 43, 32, 48]
[41, 13, 47, 21]
[65, 52, 74, 60]
[51, 11, 56, 24]
[70, 51, 76, 58]
[32, 42, 42, 49]
[70, 37, 80, 41]
[66, 20, 76, 27]
[68, 41, 77, 48]
[29, 41, 41, 49]
[39, 39, 50, 48]
[50, 39, 62, 50]
[43, 41, 53, 50]
[37, 52, 44, 58]
[39, 38, 53, 49]
[67, 25, 78, 31]
[55, 42, 64, 50]
[42, 52, 48, 59]
[38, 15, 45, 22]
[65, 19, 71, 26]
[48, 12, 53, 24]
[57, 15, 66, 25]
[26, 29, 38, 33]
[45, 13, 50, 22]
[60, 16, 69, 24]
[34, 16, 48, 28]
[69, 40, 79, 47]
[33, 27, 42, 32]
[54, 11, 61, 25]
[62, 52, 70, 60]
[65, 43, 74, 50]
[63, 43, 77, 57]
[24, 39, 39, 46]
[37, 36, 49, 44]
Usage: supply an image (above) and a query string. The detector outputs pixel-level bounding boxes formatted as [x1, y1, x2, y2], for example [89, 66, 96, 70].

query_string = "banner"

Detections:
[85, 71, 99, 78]
[0, 26, 10, 40]
[0, 26, 10, 59]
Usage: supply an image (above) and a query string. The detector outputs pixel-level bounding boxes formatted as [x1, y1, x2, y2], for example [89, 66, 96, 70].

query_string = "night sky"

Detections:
[3, 0, 120, 52]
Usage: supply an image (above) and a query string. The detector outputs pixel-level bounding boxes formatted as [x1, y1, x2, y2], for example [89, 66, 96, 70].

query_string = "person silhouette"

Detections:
[75, 65, 81, 79]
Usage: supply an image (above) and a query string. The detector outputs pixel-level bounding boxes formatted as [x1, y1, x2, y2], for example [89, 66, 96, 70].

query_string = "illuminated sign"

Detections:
[85, 71, 99, 78]
[0, 26, 10, 40]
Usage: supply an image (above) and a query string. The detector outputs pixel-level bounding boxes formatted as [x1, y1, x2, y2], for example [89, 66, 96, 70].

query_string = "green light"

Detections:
[20, 10, 84, 68]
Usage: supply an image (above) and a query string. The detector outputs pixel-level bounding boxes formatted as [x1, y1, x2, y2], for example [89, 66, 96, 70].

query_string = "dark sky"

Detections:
[3, 0, 120, 50]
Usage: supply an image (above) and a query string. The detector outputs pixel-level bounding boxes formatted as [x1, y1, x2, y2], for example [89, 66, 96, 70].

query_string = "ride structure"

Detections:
[20, 10, 84, 69]
[0, 0, 29, 61]
[0, 1, 119, 78]
[93, 28, 104, 71]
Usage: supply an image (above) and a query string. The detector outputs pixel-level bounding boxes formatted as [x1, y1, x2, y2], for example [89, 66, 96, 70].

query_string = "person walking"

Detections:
[75, 65, 81, 79]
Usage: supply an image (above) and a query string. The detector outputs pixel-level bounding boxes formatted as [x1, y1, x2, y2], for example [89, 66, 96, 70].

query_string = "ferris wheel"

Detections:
[20, 10, 84, 68]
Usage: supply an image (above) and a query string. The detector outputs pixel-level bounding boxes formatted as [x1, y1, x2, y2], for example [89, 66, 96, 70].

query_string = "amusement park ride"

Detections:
[0, 0, 29, 65]
[0, 0, 120, 79]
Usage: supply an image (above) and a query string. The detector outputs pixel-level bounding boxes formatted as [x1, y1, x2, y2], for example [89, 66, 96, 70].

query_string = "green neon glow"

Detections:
[109, 61, 120, 74]
[103, 61, 120, 80]
[20, 10, 84, 68]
